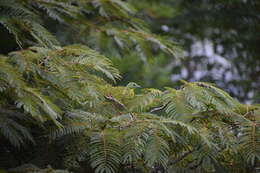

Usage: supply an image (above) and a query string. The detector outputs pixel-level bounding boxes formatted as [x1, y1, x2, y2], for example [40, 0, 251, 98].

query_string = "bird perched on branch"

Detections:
[123, 82, 141, 95]
[105, 82, 141, 111]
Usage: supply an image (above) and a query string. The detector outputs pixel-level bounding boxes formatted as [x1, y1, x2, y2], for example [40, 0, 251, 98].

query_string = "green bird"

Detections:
[123, 82, 141, 95]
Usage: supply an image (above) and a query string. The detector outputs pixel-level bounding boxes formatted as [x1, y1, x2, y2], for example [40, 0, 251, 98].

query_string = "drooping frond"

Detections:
[0, 0, 59, 48]
[0, 108, 34, 148]
[0, 45, 122, 147]
[121, 132, 143, 164]
[163, 88, 193, 120]
[50, 110, 92, 139]
[88, 130, 121, 173]
[239, 121, 260, 166]
[0, 55, 62, 123]
[91, 0, 136, 18]
[192, 82, 241, 113]
[144, 134, 170, 168]
[127, 88, 162, 112]
[162, 81, 245, 121]
[0, 0, 181, 61]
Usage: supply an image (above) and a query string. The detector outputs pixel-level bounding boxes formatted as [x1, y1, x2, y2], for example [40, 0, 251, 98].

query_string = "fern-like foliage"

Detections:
[1, 45, 259, 172]
[127, 88, 162, 112]
[0, 2, 259, 170]
[88, 130, 121, 173]
[0, 0, 181, 62]
[239, 120, 260, 166]
[0, 45, 121, 145]
[0, 0, 59, 48]
[162, 81, 244, 121]
[0, 108, 34, 148]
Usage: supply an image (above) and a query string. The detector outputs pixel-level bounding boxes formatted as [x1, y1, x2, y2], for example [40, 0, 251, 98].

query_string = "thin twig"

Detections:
[149, 101, 170, 113]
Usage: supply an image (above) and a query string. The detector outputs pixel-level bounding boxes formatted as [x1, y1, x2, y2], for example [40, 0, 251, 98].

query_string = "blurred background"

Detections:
[115, 0, 260, 103]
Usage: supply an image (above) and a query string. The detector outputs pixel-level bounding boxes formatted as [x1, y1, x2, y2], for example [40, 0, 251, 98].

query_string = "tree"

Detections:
[0, 0, 259, 173]
[128, 0, 260, 102]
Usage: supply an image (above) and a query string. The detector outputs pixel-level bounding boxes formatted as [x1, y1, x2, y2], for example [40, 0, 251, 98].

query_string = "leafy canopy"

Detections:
[0, 0, 259, 173]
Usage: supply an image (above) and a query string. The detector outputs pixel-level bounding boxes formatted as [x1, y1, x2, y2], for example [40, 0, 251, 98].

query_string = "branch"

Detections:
[149, 101, 170, 113]
[168, 149, 195, 165]
[104, 95, 127, 110]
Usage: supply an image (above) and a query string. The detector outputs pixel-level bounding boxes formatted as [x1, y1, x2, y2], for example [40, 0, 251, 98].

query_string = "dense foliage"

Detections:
[0, 0, 259, 173]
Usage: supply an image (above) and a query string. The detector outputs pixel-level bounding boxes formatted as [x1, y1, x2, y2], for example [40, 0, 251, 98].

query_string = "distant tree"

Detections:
[128, 0, 260, 102]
